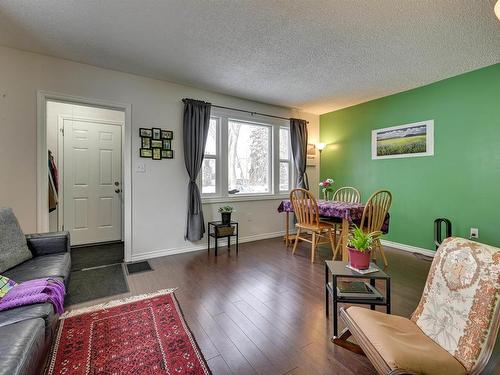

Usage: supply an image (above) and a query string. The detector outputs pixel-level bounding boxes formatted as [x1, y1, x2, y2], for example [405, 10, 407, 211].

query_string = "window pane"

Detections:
[205, 118, 217, 156]
[228, 120, 270, 194]
[279, 128, 289, 160]
[201, 158, 216, 194]
[279, 162, 289, 191]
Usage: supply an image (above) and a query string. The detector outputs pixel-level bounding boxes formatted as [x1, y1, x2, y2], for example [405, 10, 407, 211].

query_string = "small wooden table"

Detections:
[325, 260, 391, 338]
[207, 221, 239, 256]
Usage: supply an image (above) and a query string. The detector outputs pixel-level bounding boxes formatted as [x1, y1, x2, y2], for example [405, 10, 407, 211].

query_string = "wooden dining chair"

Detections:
[332, 187, 361, 203]
[290, 188, 336, 263]
[358, 190, 392, 266]
[329, 186, 361, 248]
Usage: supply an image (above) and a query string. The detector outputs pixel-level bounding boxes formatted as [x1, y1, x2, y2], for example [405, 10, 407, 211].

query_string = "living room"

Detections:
[0, 1, 499, 375]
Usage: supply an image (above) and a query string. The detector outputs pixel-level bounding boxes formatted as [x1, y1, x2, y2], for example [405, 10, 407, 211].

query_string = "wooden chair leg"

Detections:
[311, 231, 317, 263]
[377, 239, 388, 266]
[332, 328, 365, 356]
[333, 230, 342, 260]
[328, 228, 335, 256]
[292, 227, 301, 255]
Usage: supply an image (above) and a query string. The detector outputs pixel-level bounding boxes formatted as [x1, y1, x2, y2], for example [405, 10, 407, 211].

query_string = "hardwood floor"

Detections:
[68, 238, 433, 375]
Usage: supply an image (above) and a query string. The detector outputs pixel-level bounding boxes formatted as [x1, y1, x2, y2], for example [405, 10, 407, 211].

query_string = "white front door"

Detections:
[63, 118, 122, 245]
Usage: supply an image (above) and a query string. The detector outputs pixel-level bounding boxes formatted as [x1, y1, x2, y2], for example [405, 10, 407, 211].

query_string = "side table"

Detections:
[207, 221, 239, 256]
[325, 260, 391, 338]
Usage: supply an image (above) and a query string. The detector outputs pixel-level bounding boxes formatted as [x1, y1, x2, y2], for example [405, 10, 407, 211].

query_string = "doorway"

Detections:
[46, 101, 125, 246]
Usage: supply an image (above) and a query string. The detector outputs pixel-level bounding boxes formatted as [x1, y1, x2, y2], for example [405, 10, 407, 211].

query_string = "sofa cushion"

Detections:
[3, 253, 71, 287]
[0, 208, 32, 273]
[0, 318, 45, 375]
[344, 306, 467, 375]
[0, 303, 58, 343]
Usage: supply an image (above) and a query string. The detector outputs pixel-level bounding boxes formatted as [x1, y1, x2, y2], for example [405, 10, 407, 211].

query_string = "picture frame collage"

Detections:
[139, 128, 174, 160]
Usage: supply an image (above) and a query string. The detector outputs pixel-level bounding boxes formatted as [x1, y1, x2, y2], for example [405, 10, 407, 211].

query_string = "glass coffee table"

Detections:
[325, 260, 391, 338]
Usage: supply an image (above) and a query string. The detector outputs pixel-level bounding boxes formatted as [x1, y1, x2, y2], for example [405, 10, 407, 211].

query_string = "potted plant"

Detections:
[347, 226, 381, 270]
[319, 178, 335, 200]
[218, 206, 233, 225]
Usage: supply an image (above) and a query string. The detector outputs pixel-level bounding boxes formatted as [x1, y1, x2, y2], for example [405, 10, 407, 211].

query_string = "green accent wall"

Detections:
[320, 63, 500, 251]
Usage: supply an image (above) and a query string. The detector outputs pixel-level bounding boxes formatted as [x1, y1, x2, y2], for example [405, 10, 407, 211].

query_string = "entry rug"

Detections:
[46, 289, 211, 375]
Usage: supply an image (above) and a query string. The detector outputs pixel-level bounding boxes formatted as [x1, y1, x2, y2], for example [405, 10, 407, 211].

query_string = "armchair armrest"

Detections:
[25, 231, 70, 256]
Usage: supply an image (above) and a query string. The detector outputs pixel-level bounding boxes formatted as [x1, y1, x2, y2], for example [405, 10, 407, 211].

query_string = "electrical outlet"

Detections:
[470, 228, 479, 239]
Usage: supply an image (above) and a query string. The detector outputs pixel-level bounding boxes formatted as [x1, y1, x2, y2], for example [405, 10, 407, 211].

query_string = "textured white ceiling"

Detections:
[0, 1, 499, 114]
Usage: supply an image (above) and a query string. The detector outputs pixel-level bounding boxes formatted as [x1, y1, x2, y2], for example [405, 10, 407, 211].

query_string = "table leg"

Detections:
[370, 279, 376, 310]
[341, 218, 349, 261]
[325, 263, 329, 317]
[236, 227, 239, 254]
[386, 278, 391, 314]
[215, 236, 218, 256]
[285, 212, 289, 246]
[333, 275, 338, 337]
[228, 236, 230, 253]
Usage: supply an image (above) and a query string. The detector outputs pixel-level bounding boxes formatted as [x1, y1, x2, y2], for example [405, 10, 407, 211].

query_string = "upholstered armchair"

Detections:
[337, 237, 499, 375]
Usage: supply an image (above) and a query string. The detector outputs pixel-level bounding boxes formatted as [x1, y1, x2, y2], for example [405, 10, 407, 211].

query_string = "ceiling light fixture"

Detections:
[496, 0, 500, 20]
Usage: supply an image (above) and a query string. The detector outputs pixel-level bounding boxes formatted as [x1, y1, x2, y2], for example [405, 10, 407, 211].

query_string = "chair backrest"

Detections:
[411, 237, 500, 374]
[290, 188, 320, 226]
[359, 190, 392, 233]
[332, 187, 361, 203]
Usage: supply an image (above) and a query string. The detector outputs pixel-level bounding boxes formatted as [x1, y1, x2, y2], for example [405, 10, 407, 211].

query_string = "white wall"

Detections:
[0, 45, 319, 260]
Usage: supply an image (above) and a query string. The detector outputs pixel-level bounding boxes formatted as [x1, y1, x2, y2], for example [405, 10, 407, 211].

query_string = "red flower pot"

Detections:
[348, 248, 371, 270]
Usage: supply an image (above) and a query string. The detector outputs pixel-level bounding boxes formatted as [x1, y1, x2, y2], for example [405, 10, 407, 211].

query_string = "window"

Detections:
[279, 127, 292, 192]
[228, 120, 271, 194]
[201, 118, 218, 195]
[200, 112, 292, 200]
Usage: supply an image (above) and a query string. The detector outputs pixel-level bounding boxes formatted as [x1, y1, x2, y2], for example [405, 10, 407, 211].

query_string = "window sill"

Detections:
[202, 194, 289, 204]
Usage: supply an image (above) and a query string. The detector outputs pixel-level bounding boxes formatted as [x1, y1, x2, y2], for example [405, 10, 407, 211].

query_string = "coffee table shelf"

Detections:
[325, 260, 391, 338]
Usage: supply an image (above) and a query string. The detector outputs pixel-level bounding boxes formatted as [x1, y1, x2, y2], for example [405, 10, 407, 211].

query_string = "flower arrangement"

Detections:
[217, 206, 233, 213]
[319, 178, 335, 199]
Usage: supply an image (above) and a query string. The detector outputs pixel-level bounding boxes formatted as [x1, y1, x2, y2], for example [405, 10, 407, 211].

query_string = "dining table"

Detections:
[277, 199, 390, 261]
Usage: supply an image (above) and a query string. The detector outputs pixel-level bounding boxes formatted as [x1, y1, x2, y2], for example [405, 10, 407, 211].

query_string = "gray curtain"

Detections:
[290, 118, 309, 189]
[183, 98, 211, 241]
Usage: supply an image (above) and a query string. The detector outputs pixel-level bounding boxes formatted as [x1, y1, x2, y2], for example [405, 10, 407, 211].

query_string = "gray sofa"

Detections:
[0, 229, 71, 375]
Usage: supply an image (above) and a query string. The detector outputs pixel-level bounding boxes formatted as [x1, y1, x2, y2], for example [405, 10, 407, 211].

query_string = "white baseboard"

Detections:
[380, 239, 435, 258]
[130, 230, 287, 262]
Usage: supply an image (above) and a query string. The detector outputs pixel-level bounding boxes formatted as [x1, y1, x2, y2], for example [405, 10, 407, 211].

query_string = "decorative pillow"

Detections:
[411, 237, 500, 373]
[0, 208, 33, 273]
[0, 275, 17, 299]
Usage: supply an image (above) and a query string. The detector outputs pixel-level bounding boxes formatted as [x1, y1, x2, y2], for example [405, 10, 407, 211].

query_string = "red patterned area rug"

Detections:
[46, 289, 211, 375]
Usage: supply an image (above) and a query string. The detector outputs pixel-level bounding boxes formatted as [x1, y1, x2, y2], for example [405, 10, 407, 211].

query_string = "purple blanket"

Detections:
[0, 278, 65, 315]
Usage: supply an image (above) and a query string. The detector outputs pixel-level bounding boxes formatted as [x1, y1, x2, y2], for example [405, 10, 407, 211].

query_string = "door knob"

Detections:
[115, 188, 121, 193]
[114, 181, 120, 186]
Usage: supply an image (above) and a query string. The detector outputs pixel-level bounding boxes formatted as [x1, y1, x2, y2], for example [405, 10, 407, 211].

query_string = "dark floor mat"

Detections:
[126, 261, 152, 274]
[65, 264, 129, 306]
[71, 242, 124, 271]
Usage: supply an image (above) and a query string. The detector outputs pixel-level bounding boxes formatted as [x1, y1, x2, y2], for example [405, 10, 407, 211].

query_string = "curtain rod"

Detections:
[182, 99, 308, 124]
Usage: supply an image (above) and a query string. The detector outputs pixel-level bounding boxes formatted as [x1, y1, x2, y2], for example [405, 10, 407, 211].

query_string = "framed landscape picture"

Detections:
[161, 130, 173, 139]
[372, 120, 434, 160]
[140, 128, 152, 137]
[151, 139, 163, 148]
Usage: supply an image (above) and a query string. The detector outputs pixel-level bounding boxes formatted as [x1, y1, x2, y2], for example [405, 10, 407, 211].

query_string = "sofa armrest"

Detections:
[25, 231, 70, 256]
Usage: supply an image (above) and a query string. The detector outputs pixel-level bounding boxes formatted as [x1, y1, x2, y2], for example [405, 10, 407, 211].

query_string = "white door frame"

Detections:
[36, 90, 133, 261]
